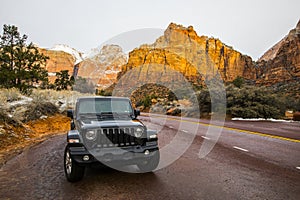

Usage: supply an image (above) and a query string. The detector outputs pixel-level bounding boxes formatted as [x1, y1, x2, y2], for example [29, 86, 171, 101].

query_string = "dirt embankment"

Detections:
[0, 114, 70, 167]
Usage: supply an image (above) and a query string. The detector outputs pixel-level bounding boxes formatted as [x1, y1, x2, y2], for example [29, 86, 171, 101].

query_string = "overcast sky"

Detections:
[0, 0, 299, 60]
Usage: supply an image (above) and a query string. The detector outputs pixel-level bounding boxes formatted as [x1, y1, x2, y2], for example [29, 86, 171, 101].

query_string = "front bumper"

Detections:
[69, 143, 159, 166]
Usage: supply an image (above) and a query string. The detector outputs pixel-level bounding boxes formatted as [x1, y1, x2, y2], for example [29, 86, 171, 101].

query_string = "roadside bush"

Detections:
[0, 94, 7, 108]
[29, 89, 88, 111]
[195, 84, 226, 117]
[293, 112, 300, 121]
[226, 85, 282, 119]
[24, 102, 59, 122]
[0, 108, 22, 126]
[30, 89, 52, 102]
[0, 109, 8, 123]
[29, 89, 76, 103]
[10, 106, 27, 123]
[141, 95, 152, 108]
[0, 88, 21, 102]
[98, 89, 112, 96]
[197, 89, 211, 116]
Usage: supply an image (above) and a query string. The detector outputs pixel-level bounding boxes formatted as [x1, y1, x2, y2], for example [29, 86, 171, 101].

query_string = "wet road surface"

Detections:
[0, 114, 299, 199]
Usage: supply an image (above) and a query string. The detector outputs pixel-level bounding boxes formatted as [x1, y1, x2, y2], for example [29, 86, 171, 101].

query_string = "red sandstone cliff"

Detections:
[114, 22, 255, 95]
[38, 48, 76, 83]
[256, 20, 300, 84]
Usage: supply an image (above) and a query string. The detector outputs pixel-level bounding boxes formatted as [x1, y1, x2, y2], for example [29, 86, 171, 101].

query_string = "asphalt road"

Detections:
[0, 114, 299, 199]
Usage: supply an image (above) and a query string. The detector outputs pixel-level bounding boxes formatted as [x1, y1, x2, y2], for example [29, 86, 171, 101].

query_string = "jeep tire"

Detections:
[137, 151, 160, 172]
[64, 146, 85, 182]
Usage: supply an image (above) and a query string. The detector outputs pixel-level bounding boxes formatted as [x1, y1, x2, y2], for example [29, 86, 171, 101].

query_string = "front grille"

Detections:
[98, 127, 137, 147]
[83, 127, 142, 148]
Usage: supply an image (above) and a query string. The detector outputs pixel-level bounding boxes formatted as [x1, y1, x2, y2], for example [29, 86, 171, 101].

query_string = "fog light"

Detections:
[144, 150, 150, 155]
[149, 134, 157, 139]
[68, 138, 80, 143]
[83, 155, 90, 161]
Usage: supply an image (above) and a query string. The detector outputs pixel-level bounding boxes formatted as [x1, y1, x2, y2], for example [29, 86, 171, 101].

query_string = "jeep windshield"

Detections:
[77, 98, 134, 120]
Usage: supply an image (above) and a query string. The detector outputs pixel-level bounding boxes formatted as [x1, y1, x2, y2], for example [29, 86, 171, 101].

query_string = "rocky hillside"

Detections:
[256, 20, 300, 85]
[38, 44, 127, 88]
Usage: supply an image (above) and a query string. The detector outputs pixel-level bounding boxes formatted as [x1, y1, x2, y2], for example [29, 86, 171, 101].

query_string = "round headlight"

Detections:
[134, 127, 144, 138]
[86, 130, 97, 141]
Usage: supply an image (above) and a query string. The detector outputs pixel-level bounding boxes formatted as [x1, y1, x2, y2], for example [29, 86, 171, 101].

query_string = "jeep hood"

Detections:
[79, 119, 144, 129]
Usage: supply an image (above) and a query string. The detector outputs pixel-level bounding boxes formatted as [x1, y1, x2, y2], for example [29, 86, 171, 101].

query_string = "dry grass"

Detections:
[0, 88, 22, 110]
[0, 88, 21, 103]
[0, 88, 93, 125]
[29, 89, 92, 110]
[0, 95, 7, 108]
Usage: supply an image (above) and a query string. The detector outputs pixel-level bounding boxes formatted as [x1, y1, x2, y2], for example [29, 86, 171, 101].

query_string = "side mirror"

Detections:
[134, 109, 140, 118]
[67, 109, 74, 119]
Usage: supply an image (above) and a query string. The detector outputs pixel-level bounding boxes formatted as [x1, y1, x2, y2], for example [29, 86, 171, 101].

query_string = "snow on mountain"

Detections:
[49, 44, 86, 64]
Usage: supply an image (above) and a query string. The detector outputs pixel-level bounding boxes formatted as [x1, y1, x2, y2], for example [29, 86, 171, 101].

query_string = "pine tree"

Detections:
[0, 24, 49, 93]
[54, 70, 74, 90]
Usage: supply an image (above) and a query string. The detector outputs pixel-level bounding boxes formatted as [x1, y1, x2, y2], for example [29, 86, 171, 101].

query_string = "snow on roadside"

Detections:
[8, 96, 33, 107]
[231, 118, 296, 123]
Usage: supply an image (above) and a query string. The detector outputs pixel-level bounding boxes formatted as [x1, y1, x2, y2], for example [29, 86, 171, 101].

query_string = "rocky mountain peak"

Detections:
[49, 44, 85, 64]
[76, 44, 127, 89]
[154, 22, 203, 48]
[258, 20, 300, 62]
[165, 22, 196, 35]
[114, 22, 255, 97]
[296, 19, 300, 35]
[256, 19, 300, 85]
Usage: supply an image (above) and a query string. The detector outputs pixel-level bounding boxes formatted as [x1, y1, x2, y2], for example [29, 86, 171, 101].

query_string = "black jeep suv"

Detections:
[64, 96, 159, 182]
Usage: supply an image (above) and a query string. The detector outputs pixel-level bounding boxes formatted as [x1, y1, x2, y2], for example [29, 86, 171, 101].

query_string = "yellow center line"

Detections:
[143, 114, 300, 143]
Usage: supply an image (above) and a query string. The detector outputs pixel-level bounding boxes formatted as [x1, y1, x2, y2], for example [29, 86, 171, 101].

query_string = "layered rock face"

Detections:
[38, 48, 76, 83]
[76, 45, 127, 89]
[37, 20, 300, 91]
[256, 20, 300, 84]
[114, 23, 255, 96]
[155, 23, 255, 81]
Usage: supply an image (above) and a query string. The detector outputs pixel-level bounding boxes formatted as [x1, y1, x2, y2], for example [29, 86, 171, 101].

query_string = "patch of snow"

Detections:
[49, 44, 85, 64]
[40, 115, 48, 119]
[86, 47, 100, 58]
[9, 96, 33, 107]
[231, 118, 295, 123]
[105, 70, 119, 74]
[86, 45, 128, 61]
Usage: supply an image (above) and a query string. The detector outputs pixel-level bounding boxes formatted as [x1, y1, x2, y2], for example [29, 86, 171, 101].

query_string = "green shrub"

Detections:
[98, 89, 112, 96]
[227, 86, 283, 119]
[232, 76, 245, 88]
